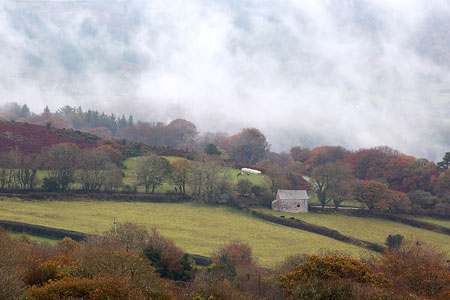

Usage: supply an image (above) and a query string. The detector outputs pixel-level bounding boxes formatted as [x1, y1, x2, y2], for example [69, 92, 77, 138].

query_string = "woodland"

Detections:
[0, 102, 449, 300]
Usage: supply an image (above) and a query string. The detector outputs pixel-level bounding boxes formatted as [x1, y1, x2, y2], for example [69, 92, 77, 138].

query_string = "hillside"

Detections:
[256, 208, 450, 255]
[0, 198, 371, 267]
[0, 121, 100, 154]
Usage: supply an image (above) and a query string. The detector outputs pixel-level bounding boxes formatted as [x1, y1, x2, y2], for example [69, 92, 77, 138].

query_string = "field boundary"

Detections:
[0, 192, 191, 203]
[339, 210, 450, 236]
[0, 219, 213, 266]
[0, 220, 88, 241]
[245, 208, 385, 253]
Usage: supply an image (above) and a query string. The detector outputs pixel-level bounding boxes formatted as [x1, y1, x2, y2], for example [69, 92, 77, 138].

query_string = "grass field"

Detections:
[255, 208, 450, 255]
[0, 198, 372, 267]
[9, 232, 58, 245]
[122, 156, 268, 193]
[409, 216, 450, 228]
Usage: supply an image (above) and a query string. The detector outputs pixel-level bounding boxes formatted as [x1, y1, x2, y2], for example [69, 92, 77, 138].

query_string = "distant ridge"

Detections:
[0, 121, 100, 154]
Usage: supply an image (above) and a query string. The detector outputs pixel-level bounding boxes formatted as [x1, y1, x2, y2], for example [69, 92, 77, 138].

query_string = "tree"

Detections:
[13, 152, 40, 190]
[437, 152, 450, 170]
[188, 157, 232, 202]
[104, 222, 150, 253]
[375, 241, 450, 298]
[136, 154, 171, 193]
[204, 144, 221, 155]
[407, 190, 441, 210]
[212, 240, 255, 268]
[257, 160, 290, 195]
[226, 128, 269, 165]
[77, 149, 113, 192]
[433, 169, 450, 201]
[43, 143, 80, 191]
[353, 180, 410, 212]
[353, 180, 390, 211]
[144, 229, 192, 281]
[401, 158, 438, 193]
[170, 158, 190, 194]
[307, 146, 349, 167]
[165, 119, 197, 149]
[290, 146, 311, 163]
[310, 162, 355, 209]
[385, 234, 404, 248]
[349, 147, 399, 180]
[237, 178, 253, 196]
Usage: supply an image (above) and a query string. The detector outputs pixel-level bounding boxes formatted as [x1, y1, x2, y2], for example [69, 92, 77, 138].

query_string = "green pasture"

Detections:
[0, 198, 371, 267]
[9, 232, 58, 245]
[255, 208, 450, 255]
[122, 156, 268, 193]
[408, 216, 450, 228]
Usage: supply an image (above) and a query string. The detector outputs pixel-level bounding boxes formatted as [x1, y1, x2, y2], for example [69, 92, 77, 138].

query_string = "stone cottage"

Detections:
[271, 189, 309, 213]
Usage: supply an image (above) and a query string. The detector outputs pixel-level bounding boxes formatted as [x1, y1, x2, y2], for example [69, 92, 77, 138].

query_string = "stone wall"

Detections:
[272, 199, 308, 213]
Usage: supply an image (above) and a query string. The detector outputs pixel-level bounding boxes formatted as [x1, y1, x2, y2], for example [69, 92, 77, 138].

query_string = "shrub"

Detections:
[280, 255, 390, 296]
[0, 229, 26, 300]
[143, 229, 193, 281]
[42, 177, 59, 192]
[375, 241, 450, 298]
[212, 240, 255, 269]
[205, 144, 222, 155]
[26, 277, 147, 300]
[237, 179, 253, 196]
[385, 234, 404, 248]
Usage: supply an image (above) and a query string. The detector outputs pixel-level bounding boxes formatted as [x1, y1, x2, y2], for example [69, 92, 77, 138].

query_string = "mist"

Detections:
[1, 0, 449, 160]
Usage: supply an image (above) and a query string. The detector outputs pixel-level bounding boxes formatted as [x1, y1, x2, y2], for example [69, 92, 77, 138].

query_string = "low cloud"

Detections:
[0, 0, 449, 160]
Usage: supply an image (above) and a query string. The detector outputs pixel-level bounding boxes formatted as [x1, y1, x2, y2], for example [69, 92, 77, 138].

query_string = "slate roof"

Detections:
[277, 189, 308, 200]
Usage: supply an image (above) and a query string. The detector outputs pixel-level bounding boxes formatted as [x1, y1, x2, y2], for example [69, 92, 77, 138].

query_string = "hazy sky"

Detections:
[1, 0, 449, 160]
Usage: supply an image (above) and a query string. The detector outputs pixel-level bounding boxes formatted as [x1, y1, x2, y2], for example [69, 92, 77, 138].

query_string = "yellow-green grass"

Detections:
[0, 198, 371, 267]
[224, 168, 267, 186]
[255, 208, 450, 256]
[408, 216, 450, 228]
[9, 232, 58, 245]
[123, 156, 269, 193]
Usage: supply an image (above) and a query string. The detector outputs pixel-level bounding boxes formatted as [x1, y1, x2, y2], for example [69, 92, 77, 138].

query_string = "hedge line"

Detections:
[0, 220, 87, 241]
[340, 209, 450, 236]
[0, 192, 191, 203]
[246, 208, 385, 253]
[1, 220, 213, 266]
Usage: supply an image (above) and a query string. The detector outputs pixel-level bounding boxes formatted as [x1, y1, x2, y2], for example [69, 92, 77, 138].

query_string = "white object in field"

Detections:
[241, 168, 261, 174]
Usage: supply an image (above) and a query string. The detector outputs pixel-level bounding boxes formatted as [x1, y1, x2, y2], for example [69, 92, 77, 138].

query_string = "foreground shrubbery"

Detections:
[1, 224, 449, 300]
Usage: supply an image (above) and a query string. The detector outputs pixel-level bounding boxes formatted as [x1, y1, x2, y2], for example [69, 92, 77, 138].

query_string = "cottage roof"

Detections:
[277, 189, 308, 200]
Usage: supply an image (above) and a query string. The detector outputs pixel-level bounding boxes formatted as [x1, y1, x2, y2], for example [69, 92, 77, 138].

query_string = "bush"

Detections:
[237, 179, 253, 196]
[26, 277, 146, 300]
[280, 254, 390, 296]
[143, 229, 193, 281]
[42, 177, 59, 192]
[375, 241, 450, 298]
[0, 229, 26, 300]
[205, 144, 221, 155]
[212, 240, 255, 269]
[385, 234, 404, 248]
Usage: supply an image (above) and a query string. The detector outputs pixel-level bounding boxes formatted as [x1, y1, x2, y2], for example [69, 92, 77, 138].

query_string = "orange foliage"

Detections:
[279, 255, 390, 296]
[375, 241, 450, 299]
[212, 240, 255, 268]
[96, 144, 123, 163]
[27, 277, 149, 300]
[353, 180, 411, 212]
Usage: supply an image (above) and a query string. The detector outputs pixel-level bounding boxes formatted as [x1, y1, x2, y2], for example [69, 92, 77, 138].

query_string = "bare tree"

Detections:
[136, 154, 171, 193]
